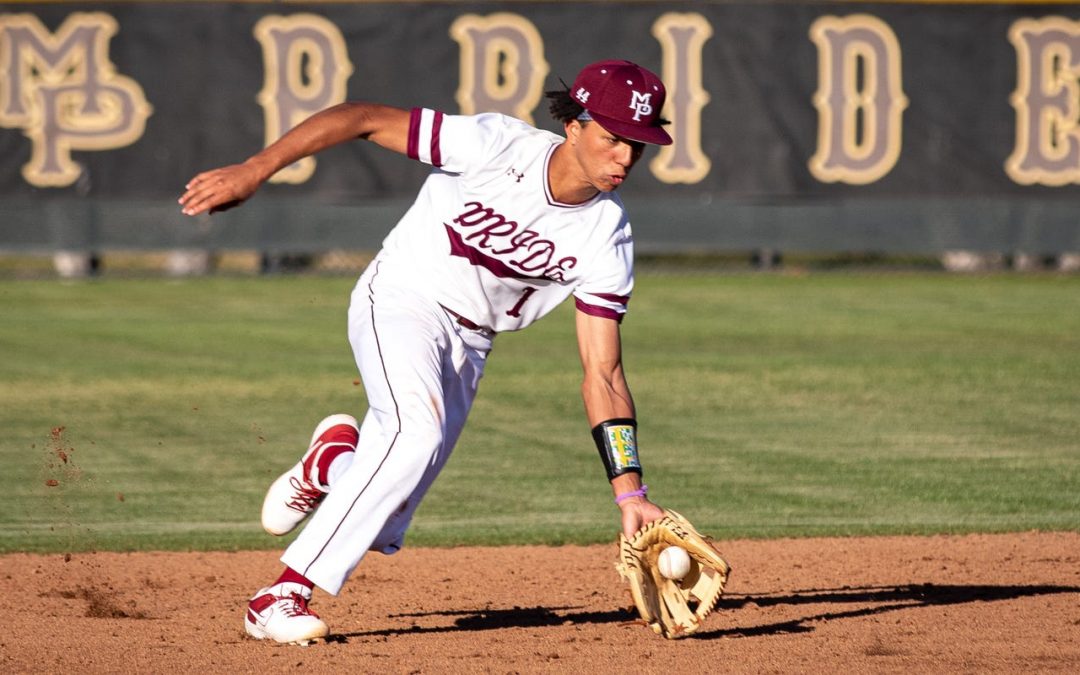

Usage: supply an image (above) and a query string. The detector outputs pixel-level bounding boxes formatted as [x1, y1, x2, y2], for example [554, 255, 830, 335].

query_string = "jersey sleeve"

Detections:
[406, 108, 516, 174]
[573, 221, 635, 323]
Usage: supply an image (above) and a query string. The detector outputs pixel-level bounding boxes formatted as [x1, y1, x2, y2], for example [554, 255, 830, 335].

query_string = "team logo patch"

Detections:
[605, 425, 639, 470]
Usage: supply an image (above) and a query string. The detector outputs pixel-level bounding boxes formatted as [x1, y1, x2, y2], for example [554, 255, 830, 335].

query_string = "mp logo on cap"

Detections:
[629, 91, 653, 121]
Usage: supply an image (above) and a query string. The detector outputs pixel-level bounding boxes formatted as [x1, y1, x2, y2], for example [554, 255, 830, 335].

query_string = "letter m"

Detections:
[0, 12, 152, 187]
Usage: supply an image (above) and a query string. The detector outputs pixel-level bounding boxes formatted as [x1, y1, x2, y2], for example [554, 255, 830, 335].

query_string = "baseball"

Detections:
[658, 545, 692, 580]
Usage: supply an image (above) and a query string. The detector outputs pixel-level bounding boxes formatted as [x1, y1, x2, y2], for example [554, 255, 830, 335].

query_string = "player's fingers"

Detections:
[180, 184, 229, 216]
[181, 174, 240, 215]
[180, 164, 256, 215]
[180, 197, 210, 216]
[179, 181, 213, 210]
[182, 169, 221, 192]
[181, 166, 236, 199]
[178, 172, 218, 208]
[178, 186, 203, 209]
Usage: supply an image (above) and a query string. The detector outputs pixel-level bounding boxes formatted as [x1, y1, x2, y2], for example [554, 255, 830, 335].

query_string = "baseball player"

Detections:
[179, 59, 671, 645]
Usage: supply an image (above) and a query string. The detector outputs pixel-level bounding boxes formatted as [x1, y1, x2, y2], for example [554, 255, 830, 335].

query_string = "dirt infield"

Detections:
[2, 532, 1078, 673]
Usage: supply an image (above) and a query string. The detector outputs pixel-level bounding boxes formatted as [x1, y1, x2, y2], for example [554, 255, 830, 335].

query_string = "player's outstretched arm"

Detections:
[179, 102, 411, 216]
[575, 310, 666, 538]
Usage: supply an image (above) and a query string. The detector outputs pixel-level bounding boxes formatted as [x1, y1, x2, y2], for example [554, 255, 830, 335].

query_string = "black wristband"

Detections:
[592, 418, 642, 481]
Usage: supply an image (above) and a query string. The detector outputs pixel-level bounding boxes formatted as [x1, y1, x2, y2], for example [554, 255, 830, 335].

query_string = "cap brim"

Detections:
[590, 112, 673, 146]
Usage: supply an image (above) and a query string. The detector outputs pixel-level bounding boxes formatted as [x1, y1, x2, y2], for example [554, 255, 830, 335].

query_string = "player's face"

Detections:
[570, 120, 646, 193]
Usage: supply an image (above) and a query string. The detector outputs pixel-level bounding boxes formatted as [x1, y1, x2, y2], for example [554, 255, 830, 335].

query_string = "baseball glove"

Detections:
[615, 509, 731, 639]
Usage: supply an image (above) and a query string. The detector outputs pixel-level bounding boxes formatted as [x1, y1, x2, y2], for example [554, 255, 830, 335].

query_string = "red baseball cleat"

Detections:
[244, 582, 329, 645]
[261, 413, 359, 536]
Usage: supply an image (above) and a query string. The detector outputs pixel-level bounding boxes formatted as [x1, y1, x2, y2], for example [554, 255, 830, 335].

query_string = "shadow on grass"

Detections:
[327, 583, 1079, 642]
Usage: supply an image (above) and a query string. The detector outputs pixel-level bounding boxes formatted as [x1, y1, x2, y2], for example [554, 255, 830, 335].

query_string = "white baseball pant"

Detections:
[281, 258, 492, 594]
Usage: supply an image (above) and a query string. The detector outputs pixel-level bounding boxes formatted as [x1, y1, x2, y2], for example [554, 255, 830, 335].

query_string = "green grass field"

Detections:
[1, 272, 1078, 553]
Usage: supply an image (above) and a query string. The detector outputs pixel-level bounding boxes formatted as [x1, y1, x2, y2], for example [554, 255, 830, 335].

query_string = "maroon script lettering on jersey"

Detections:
[447, 201, 578, 282]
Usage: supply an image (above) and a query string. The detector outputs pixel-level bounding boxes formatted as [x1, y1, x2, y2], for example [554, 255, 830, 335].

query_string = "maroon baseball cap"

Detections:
[571, 60, 672, 146]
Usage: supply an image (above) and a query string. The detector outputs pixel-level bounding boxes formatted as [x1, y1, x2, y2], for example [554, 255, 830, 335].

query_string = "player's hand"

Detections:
[179, 161, 264, 216]
[618, 497, 666, 539]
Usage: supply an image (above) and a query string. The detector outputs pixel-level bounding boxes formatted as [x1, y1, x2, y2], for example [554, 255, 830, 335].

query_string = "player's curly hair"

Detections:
[545, 83, 584, 125]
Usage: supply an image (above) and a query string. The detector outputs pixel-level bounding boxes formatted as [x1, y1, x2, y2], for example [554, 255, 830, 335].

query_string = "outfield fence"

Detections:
[1, 1, 1080, 261]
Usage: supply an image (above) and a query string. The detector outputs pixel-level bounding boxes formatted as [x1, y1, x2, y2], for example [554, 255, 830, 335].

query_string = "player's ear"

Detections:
[565, 119, 582, 145]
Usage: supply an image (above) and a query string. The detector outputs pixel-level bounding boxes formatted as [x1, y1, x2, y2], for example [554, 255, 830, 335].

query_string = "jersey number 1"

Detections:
[506, 286, 537, 318]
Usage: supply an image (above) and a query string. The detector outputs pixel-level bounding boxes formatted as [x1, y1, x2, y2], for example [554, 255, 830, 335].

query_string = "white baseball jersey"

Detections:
[375, 108, 635, 332]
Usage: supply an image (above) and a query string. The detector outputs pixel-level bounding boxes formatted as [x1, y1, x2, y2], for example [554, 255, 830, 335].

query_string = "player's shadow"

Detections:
[328, 583, 1079, 642]
[692, 583, 1080, 640]
[330, 605, 632, 641]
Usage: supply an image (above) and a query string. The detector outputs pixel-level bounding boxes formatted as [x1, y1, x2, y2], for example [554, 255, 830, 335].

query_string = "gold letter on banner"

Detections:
[254, 14, 353, 184]
[0, 12, 152, 188]
[650, 12, 713, 184]
[809, 15, 907, 185]
[450, 13, 548, 124]
[1006, 17, 1080, 186]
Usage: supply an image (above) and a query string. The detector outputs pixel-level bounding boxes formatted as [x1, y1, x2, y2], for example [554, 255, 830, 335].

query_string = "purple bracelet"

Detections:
[614, 484, 648, 504]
